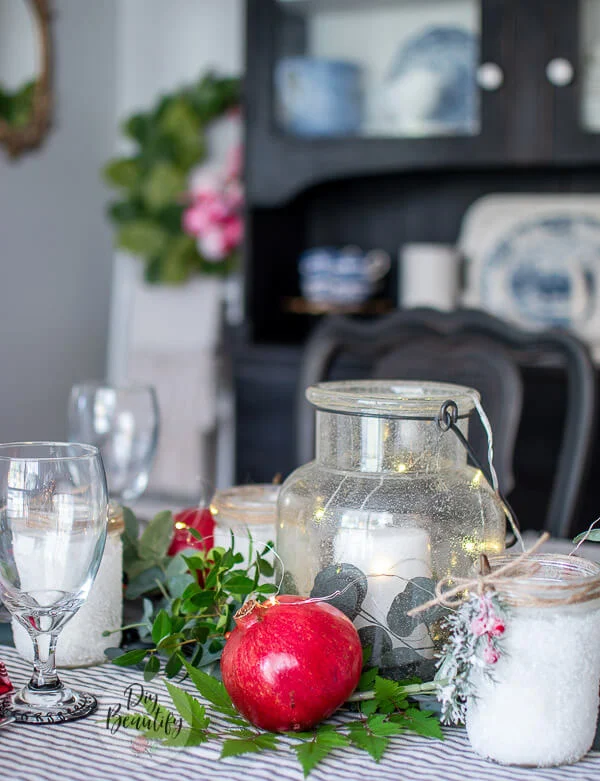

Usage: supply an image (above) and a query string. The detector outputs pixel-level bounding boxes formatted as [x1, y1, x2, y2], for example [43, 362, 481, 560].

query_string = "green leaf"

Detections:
[158, 98, 205, 169]
[168, 573, 195, 599]
[182, 554, 210, 573]
[139, 510, 174, 561]
[220, 734, 278, 759]
[258, 558, 275, 577]
[165, 554, 189, 579]
[360, 699, 379, 716]
[373, 676, 408, 712]
[111, 648, 148, 667]
[224, 575, 256, 595]
[358, 667, 378, 692]
[160, 235, 199, 284]
[165, 653, 184, 678]
[122, 506, 139, 543]
[256, 583, 278, 595]
[141, 161, 186, 211]
[144, 654, 161, 682]
[574, 529, 600, 544]
[125, 565, 166, 598]
[157, 633, 185, 652]
[123, 112, 152, 144]
[190, 591, 217, 609]
[152, 609, 172, 644]
[108, 199, 146, 226]
[182, 660, 235, 714]
[103, 157, 142, 190]
[157, 202, 186, 233]
[390, 708, 444, 740]
[160, 727, 207, 747]
[366, 714, 405, 738]
[164, 681, 210, 730]
[294, 730, 350, 778]
[117, 220, 168, 257]
[347, 721, 389, 762]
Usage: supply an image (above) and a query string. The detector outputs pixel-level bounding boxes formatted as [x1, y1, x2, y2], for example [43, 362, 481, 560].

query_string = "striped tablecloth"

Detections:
[1, 646, 600, 781]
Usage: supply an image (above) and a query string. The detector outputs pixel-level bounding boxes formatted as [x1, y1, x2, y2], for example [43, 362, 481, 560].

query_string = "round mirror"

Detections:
[0, 0, 52, 158]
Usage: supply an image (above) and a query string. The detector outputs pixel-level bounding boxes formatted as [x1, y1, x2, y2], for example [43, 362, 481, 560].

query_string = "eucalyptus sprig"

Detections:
[108, 507, 277, 680]
[111, 659, 443, 777]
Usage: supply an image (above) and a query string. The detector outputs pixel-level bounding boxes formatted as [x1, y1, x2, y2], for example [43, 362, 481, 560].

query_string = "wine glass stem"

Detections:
[28, 632, 60, 691]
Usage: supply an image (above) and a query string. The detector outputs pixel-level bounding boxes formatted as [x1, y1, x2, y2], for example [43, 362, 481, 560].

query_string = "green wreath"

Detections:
[103, 72, 241, 284]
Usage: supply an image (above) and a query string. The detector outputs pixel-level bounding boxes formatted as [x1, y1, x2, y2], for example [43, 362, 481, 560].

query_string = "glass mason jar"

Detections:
[12, 503, 124, 668]
[210, 484, 279, 566]
[277, 380, 505, 681]
[466, 553, 600, 767]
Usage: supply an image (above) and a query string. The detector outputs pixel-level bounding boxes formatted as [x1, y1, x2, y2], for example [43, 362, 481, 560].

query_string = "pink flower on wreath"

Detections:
[482, 640, 500, 665]
[183, 148, 244, 263]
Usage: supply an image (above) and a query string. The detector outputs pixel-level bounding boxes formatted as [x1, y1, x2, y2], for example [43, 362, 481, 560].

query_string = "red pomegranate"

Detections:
[221, 595, 363, 732]
[167, 507, 215, 557]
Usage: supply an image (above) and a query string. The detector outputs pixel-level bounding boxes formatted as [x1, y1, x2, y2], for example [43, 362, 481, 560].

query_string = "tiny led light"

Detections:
[174, 521, 188, 530]
[395, 463, 407, 473]
[471, 470, 482, 488]
[368, 556, 394, 577]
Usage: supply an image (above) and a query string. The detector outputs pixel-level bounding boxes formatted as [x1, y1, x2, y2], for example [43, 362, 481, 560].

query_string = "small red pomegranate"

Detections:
[221, 595, 362, 732]
[167, 507, 215, 557]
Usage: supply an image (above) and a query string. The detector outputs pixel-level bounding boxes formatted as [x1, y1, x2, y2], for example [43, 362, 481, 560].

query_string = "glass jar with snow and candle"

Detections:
[466, 553, 600, 767]
[277, 380, 506, 681]
[12, 503, 124, 667]
[210, 484, 278, 566]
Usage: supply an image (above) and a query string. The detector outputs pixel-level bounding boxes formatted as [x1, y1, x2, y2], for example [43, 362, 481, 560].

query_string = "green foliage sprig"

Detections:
[108, 507, 277, 680]
[0, 80, 36, 128]
[103, 72, 241, 284]
[111, 658, 443, 777]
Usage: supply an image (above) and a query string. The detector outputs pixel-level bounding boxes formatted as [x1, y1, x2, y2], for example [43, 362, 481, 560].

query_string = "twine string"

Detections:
[407, 532, 549, 614]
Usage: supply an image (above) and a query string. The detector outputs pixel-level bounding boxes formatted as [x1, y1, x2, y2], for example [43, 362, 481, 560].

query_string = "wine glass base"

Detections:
[11, 686, 98, 724]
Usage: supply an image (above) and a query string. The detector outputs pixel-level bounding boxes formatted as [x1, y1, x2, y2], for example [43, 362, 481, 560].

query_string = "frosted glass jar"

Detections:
[210, 484, 278, 564]
[277, 380, 505, 681]
[466, 554, 600, 767]
[13, 504, 124, 668]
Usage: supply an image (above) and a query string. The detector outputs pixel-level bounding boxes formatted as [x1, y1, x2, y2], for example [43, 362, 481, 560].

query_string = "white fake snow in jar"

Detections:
[466, 600, 600, 766]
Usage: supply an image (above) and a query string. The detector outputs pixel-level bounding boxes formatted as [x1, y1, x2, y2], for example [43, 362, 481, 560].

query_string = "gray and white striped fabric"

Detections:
[1, 645, 599, 781]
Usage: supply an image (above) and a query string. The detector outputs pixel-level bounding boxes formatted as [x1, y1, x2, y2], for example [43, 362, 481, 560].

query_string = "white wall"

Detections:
[0, 0, 117, 442]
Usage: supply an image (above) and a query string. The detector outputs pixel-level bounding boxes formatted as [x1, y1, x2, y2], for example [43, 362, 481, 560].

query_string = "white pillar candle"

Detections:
[334, 513, 433, 653]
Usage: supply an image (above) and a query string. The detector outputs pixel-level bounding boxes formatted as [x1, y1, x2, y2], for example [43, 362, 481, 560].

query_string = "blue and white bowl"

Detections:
[275, 57, 363, 138]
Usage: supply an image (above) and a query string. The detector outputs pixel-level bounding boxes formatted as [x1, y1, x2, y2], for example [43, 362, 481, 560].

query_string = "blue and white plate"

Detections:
[371, 25, 479, 136]
[460, 195, 600, 356]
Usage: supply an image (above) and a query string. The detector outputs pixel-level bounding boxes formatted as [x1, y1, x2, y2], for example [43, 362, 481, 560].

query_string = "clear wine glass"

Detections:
[67, 383, 159, 504]
[0, 442, 108, 723]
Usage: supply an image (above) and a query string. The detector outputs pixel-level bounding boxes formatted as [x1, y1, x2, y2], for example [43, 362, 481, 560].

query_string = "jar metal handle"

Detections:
[438, 399, 522, 549]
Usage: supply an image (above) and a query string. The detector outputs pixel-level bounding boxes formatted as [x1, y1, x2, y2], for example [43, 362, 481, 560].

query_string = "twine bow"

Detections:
[408, 533, 552, 615]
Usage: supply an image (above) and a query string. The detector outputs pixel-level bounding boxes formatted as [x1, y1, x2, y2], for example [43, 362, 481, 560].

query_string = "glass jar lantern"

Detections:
[277, 380, 506, 680]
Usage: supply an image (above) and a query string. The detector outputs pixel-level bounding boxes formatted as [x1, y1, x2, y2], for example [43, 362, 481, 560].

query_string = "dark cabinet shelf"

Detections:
[246, 0, 600, 207]
[282, 296, 393, 316]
